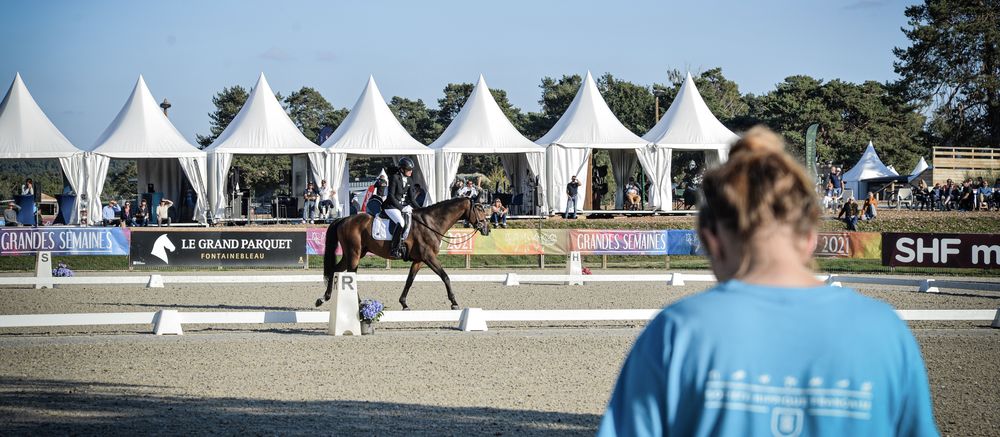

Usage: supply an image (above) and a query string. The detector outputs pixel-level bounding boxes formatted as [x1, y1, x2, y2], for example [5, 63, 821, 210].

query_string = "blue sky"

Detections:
[0, 0, 918, 146]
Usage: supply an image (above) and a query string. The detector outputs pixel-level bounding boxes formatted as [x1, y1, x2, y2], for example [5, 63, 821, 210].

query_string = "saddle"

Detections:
[366, 197, 411, 241]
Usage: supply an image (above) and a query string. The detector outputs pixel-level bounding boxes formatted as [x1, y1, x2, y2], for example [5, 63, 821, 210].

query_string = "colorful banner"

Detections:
[815, 232, 881, 259]
[882, 233, 1000, 268]
[569, 229, 670, 255]
[0, 227, 129, 255]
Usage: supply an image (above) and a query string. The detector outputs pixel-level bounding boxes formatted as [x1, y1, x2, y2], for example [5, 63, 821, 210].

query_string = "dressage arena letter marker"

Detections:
[566, 251, 583, 285]
[329, 272, 362, 336]
[35, 251, 53, 289]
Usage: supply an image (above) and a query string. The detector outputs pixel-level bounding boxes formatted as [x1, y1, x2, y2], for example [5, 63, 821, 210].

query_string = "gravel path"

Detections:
[1, 269, 997, 435]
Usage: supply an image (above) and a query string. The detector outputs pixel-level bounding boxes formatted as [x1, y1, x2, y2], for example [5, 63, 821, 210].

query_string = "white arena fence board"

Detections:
[0, 309, 996, 332]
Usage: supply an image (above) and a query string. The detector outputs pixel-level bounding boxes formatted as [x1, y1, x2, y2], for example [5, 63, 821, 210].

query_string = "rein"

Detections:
[409, 198, 484, 244]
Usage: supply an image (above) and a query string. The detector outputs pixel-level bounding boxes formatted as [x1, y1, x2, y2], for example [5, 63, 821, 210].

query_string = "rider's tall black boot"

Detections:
[390, 226, 404, 259]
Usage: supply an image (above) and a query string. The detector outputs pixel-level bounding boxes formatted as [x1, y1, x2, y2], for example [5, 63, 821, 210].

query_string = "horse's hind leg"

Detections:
[399, 261, 423, 310]
[317, 255, 353, 306]
[424, 256, 458, 310]
[316, 275, 335, 307]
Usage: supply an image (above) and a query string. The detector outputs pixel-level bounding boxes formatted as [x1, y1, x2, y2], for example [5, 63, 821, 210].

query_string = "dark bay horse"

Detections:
[315, 197, 491, 310]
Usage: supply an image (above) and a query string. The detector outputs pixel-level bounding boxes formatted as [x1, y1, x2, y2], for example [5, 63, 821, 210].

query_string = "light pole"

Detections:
[159, 98, 171, 117]
[652, 89, 667, 123]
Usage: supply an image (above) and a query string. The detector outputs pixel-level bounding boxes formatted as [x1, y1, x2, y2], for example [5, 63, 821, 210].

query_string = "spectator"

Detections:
[3, 202, 21, 226]
[565, 175, 581, 219]
[458, 179, 478, 199]
[374, 174, 388, 199]
[101, 200, 121, 226]
[862, 191, 878, 220]
[828, 167, 842, 196]
[959, 180, 974, 211]
[450, 179, 464, 199]
[599, 126, 937, 436]
[413, 184, 427, 207]
[490, 198, 508, 228]
[156, 199, 173, 226]
[624, 177, 641, 210]
[476, 177, 490, 204]
[977, 180, 991, 211]
[134, 199, 149, 227]
[318, 179, 336, 219]
[121, 201, 134, 227]
[838, 196, 860, 230]
[20, 178, 34, 196]
[302, 181, 318, 224]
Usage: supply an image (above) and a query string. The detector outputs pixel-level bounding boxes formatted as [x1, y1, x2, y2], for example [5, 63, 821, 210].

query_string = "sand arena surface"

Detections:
[0, 269, 997, 435]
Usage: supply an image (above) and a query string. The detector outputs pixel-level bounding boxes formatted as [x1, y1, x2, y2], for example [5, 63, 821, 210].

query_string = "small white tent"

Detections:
[317, 76, 436, 211]
[642, 73, 739, 210]
[87, 76, 209, 223]
[536, 72, 647, 213]
[842, 141, 898, 197]
[909, 157, 930, 183]
[430, 75, 546, 214]
[0, 73, 87, 223]
[204, 73, 322, 219]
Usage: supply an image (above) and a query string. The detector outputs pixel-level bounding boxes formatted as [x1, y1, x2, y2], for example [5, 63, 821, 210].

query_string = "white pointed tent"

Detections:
[536, 72, 650, 213]
[642, 73, 739, 210]
[429, 75, 546, 213]
[316, 76, 436, 211]
[204, 73, 322, 219]
[87, 76, 209, 223]
[909, 157, 930, 183]
[842, 141, 898, 197]
[0, 73, 87, 223]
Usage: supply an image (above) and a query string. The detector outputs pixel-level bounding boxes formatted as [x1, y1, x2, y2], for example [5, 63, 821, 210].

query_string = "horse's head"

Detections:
[466, 199, 491, 236]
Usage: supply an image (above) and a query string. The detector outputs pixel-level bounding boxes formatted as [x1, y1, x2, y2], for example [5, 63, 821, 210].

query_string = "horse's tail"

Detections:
[323, 217, 348, 281]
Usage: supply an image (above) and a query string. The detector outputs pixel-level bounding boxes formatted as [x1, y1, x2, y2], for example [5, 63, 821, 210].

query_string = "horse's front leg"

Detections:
[423, 255, 458, 310]
[399, 261, 423, 310]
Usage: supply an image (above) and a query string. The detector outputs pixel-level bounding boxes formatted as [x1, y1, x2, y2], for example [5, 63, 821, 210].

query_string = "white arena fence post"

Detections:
[504, 273, 519, 286]
[459, 308, 488, 331]
[566, 251, 583, 285]
[153, 310, 183, 335]
[147, 274, 165, 288]
[35, 251, 53, 290]
[992, 308, 1000, 329]
[826, 274, 842, 287]
[919, 279, 939, 293]
[669, 272, 685, 286]
[329, 272, 361, 336]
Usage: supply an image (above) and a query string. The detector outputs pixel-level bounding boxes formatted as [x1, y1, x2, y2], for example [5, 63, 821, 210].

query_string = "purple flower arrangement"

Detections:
[359, 299, 384, 323]
[52, 261, 74, 277]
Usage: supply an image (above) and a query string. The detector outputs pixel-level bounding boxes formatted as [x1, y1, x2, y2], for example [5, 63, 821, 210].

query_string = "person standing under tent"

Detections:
[302, 181, 318, 224]
[318, 179, 336, 219]
[350, 192, 361, 215]
[564, 175, 581, 219]
[599, 126, 936, 437]
[385, 158, 417, 259]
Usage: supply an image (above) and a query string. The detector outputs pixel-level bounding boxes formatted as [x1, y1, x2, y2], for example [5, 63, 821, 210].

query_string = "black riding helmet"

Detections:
[398, 157, 415, 171]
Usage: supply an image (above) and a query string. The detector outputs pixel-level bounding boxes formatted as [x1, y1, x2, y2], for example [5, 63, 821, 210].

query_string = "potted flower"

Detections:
[358, 299, 384, 335]
[52, 261, 74, 277]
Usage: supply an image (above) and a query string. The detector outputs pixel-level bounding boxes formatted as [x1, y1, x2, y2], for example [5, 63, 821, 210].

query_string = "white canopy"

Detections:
[86, 76, 209, 223]
[842, 141, 898, 196]
[204, 73, 321, 219]
[536, 72, 647, 212]
[316, 76, 436, 208]
[0, 73, 86, 223]
[429, 75, 546, 212]
[908, 156, 931, 183]
[641, 72, 739, 211]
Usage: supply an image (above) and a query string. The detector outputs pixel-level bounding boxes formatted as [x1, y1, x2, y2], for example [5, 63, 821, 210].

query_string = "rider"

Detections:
[385, 157, 418, 258]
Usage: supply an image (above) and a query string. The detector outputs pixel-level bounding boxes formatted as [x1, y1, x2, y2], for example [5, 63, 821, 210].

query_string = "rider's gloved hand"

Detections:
[402, 205, 413, 214]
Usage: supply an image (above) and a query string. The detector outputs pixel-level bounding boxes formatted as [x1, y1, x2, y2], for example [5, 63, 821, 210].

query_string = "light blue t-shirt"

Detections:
[598, 280, 938, 437]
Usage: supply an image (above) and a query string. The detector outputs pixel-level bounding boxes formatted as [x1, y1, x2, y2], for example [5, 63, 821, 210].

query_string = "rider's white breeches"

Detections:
[384, 208, 405, 226]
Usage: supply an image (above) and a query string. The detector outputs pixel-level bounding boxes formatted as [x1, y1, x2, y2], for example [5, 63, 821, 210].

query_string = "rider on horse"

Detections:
[386, 157, 418, 258]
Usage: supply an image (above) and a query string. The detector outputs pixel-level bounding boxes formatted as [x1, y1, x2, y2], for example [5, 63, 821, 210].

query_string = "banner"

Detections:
[569, 229, 670, 255]
[130, 230, 306, 267]
[0, 227, 129, 255]
[881, 233, 1000, 268]
[814, 232, 881, 259]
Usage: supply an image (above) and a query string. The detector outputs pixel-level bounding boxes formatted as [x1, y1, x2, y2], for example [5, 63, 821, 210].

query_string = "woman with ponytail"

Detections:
[599, 127, 937, 437]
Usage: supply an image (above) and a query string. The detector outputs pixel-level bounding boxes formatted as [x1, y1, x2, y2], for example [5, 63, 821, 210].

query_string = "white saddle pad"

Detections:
[371, 217, 411, 241]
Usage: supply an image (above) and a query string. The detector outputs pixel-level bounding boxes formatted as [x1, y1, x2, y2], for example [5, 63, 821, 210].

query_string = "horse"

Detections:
[315, 197, 492, 310]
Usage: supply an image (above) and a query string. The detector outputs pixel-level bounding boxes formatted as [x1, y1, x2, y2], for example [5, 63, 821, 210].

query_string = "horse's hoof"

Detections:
[401, 306, 410, 311]
[451, 305, 460, 310]
[315, 299, 324, 308]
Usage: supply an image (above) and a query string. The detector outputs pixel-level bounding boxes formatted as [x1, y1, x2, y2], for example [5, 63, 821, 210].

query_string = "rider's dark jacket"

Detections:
[385, 173, 417, 210]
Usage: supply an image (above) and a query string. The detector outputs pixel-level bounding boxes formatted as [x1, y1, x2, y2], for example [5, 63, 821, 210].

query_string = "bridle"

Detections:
[411, 198, 489, 244]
